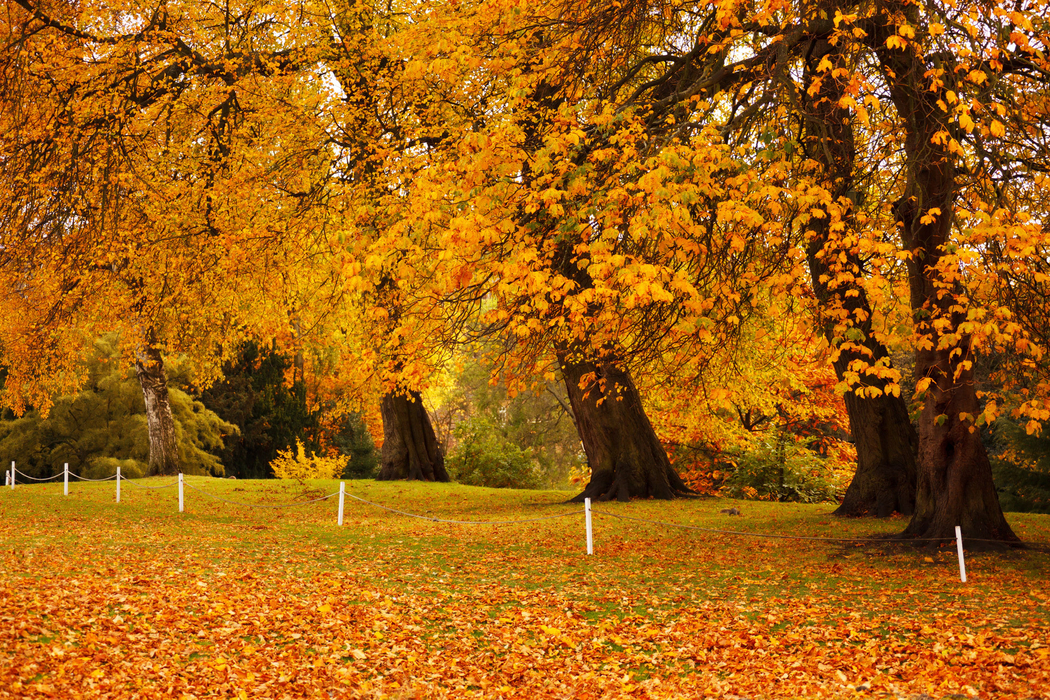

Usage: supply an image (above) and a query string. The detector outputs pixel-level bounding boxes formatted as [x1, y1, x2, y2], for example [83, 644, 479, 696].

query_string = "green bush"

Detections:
[332, 411, 379, 480]
[431, 347, 584, 489]
[990, 420, 1050, 513]
[720, 434, 841, 503]
[86, 457, 146, 480]
[447, 417, 542, 489]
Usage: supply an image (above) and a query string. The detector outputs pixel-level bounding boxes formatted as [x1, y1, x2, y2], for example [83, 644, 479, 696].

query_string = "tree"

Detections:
[199, 341, 323, 479]
[0, 0, 336, 474]
[318, 1, 466, 483]
[0, 334, 235, 478]
[795, 1, 918, 516]
[679, 0, 1042, 540]
[384, 3, 810, 500]
[863, 2, 1023, 542]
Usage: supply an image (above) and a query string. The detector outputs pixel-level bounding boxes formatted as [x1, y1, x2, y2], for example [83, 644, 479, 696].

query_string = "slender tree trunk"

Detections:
[800, 17, 917, 516]
[560, 351, 693, 502]
[377, 391, 449, 482]
[873, 10, 1018, 543]
[135, 343, 180, 476]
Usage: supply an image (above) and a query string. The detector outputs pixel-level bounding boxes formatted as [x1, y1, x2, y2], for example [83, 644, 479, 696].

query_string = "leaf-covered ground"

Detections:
[1, 478, 1048, 699]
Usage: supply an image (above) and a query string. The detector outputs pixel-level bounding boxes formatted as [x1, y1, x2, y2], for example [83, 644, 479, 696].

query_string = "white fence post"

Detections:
[178, 473, 184, 513]
[585, 497, 593, 555]
[64, 463, 69, 496]
[955, 525, 967, 583]
[116, 467, 121, 503]
[9, 461, 14, 490]
[338, 482, 345, 526]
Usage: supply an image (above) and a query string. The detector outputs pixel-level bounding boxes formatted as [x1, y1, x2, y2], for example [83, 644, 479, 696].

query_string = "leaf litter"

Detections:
[1, 479, 1048, 699]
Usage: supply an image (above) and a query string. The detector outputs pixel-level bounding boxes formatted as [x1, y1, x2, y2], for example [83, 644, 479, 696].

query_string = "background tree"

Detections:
[431, 341, 585, 489]
[0, 335, 235, 478]
[199, 341, 322, 479]
[990, 420, 1050, 514]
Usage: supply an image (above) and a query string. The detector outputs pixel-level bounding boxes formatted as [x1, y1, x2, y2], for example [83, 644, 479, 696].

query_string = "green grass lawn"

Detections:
[1, 477, 1048, 699]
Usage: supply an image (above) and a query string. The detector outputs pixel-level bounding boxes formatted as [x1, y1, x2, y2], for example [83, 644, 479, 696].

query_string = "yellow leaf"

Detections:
[919, 208, 942, 225]
[318, 603, 332, 614]
[958, 113, 975, 133]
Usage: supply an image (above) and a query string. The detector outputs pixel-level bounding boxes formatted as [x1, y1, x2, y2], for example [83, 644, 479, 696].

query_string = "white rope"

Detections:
[122, 478, 180, 490]
[67, 472, 119, 482]
[13, 469, 63, 482]
[182, 481, 339, 508]
[344, 492, 585, 525]
[591, 509, 955, 543]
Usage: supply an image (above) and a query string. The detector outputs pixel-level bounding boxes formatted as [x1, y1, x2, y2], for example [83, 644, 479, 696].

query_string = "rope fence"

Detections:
[6, 459, 1047, 582]
[6, 461, 122, 498]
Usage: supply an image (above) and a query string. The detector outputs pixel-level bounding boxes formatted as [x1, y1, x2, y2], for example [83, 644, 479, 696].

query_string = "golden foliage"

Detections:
[270, 439, 347, 481]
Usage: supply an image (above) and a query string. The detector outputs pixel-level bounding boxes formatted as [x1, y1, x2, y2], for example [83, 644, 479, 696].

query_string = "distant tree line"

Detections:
[0, 337, 377, 481]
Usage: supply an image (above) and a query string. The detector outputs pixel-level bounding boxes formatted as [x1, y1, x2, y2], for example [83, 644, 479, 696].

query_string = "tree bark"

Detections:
[560, 352, 693, 501]
[873, 10, 1018, 543]
[135, 343, 180, 476]
[833, 389, 917, 517]
[799, 20, 918, 517]
[377, 391, 449, 482]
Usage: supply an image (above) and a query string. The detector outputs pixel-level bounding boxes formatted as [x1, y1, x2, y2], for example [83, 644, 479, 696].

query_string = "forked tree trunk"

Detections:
[874, 10, 1018, 544]
[800, 18, 917, 517]
[377, 391, 449, 482]
[135, 343, 180, 476]
[560, 352, 693, 501]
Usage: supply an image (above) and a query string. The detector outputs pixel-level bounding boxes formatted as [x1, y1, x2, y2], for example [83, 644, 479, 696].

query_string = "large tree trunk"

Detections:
[377, 391, 449, 482]
[799, 20, 918, 517]
[560, 352, 693, 502]
[135, 343, 180, 476]
[874, 10, 1018, 543]
[834, 389, 917, 517]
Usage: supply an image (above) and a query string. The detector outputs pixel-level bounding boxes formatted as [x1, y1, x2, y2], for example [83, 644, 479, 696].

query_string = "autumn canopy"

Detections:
[2, 0, 1049, 544]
